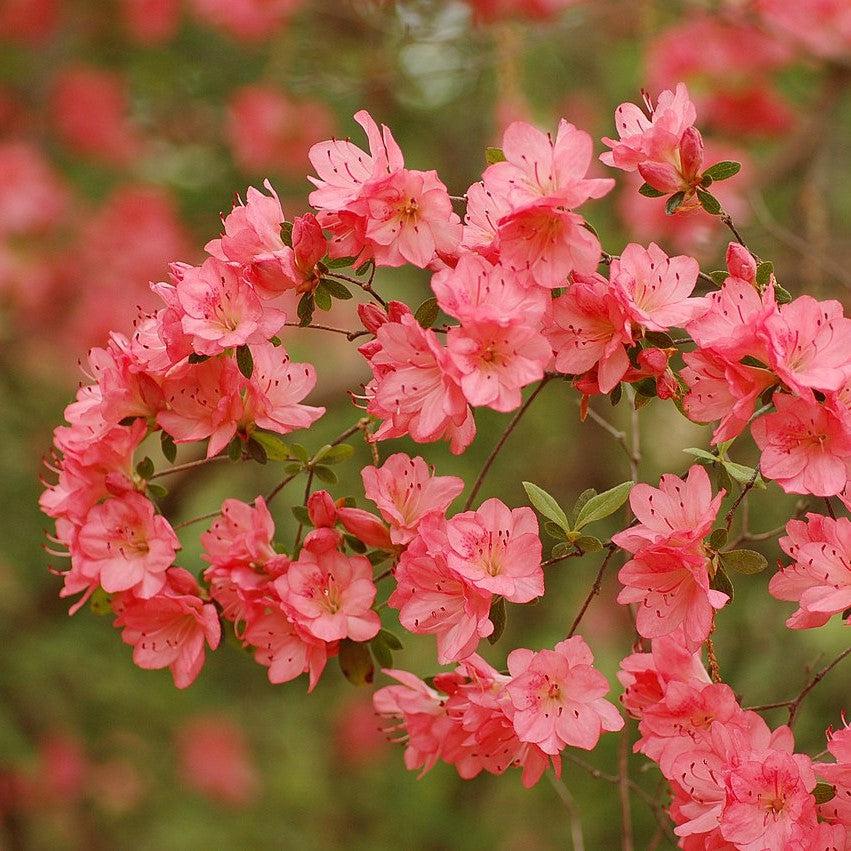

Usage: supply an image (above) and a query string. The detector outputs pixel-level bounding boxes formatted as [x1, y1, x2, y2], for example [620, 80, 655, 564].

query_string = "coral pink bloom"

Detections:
[682, 349, 775, 445]
[76, 492, 179, 597]
[769, 514, 851, 629]
[547, 272, 633, 393]
[484, 119, 614, 210]
[612, 464, 723, 554]
[761, 296, 851, 396]
[364, 169, 462, 268]
[361, 453, 463, 545]
[244, 342, 325, 435]
[243, 608, 330, 691]
[389, 518, 494, 663]
[201, 497, 278, 569]
[752, 393, 851, 497]
[305, 493, 392, 550]
[0, 142, 68, 237]
[361, 308, 475, 454]
[430, 253, 548, 326]
[506, 636, 624, 756]
[610, 242, 701, 331]
[112, 567, 221, 689]
[617, 629, 710, 719]
[618, 547, 728, 649]
[121, 0, 180, 43]
[308, 110, 404, 210]
[758, 0, 851, 60]
[444, 499, 544, 603]
[460, 179, 512, 257]
[497, 201, 603, 289]
[176, 258, 284, 356]
[271, 213, 326, 294]
[447, 319, 551, 412]
[188, 0, 301, 40]
[816, 722, 851, 826]
[275, 532, 379, 643]
[721, 750, 818, 851]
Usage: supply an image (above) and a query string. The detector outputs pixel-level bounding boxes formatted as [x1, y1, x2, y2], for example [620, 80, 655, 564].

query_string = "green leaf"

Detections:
[569, 488, 597, 527]
[702, 160, 741, 182]
[721, 460, 765, 489]
[696, 188, 721, 215]
[708, 528, 728, 550]
[487, 597, 506, 644]
[711, 564, 734, 602]
[291, 505, 311, 525]
[187, 352, 209, 364]
[344, 534, 367, 553]
[638, 183, 665, 198]
[774, 284, 793, 304]
[643, 331, 674, 348]
[378, 629, 403, 650]
[135, 456, 154, 480]
[320, 277, 353, 299]
[297, 293, 314, 326]
[709, 270, 728, 286]
[160, 432, 177, 464]
[609, 384, 623, 406]
[813, 782, 836, 805]
[284, 462, 303, 475]
[756, 261, 774, 288]
[227, 437, 242, 462]
[147, 482, 168, 499]
[324, 256, 356, 269]
[544, 521, 567, 540]
[414, 297, 440, 329]
[721, 549, 768, 575]
[370, 636, 393, 669]
[280, 221, 293, 247]
[574, 535, 603, 553]
[367, 550, 390, 566]
[574, 481, 634, 530]
[315, 443, 355, 465]
[251, 431, 292, 461]
[522, 482, 570, 531]
[665, 191, 686, 215]
[485, 146, 506, 165]
[245, 438, 267, 464]
[550, 541, 574, 559]
[313, 465, 338, 484]
[89, 587, 112, 616]
[313, 283, 332, 311]
[684, 447, 718, 463]
[235, 345, 253, 379]
[290, 443, 310, 462]
[338, 639, 374, 685]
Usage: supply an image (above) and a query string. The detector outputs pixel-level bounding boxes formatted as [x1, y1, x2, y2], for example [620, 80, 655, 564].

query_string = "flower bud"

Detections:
[725, 242, 757, 285]
[307, 490, 337, 528]
[637, 161, 681, 194]
[337, 507, 393, 550]
[678, 126, 704, 182]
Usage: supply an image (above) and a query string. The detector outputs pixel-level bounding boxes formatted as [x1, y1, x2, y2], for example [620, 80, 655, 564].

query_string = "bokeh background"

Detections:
[1, 0, 850, 847]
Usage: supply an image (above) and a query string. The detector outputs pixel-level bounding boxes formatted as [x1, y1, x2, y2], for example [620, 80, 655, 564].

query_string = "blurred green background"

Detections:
[1, 1, 849, 848]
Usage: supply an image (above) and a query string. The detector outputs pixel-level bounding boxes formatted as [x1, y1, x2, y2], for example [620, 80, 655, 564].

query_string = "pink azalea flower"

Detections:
[112, 567, 221, 689]
[610, 242, 702, 332]
[612, 464, 724, 554]
[721, 750, 818, 851]
[752, 392, 851, 497]
[364, 169, 462, 268]
[308, 110, 403, 210]
[188, 0, 300, 41]
[815, 722, 851, 827]
[769, 513, 851, 629]
[546, 271, 633, 393]
[444, 498, 544, 603]
[617, 546, 728, 649]
[306, 491, 393, 550]
[243, 608, 330, 691]
[460, 179, 512, 258]
[360, 307, 475, 454]
[388, 516, 494, 663]
[201, 497, 278, 569]
[275, 531, 380, 643]
[761, 295, 851, 396]
[176, 258, 284, 356]
[360, 452, 464, 545]
[75, 492, 180, 598]
[681, 349, 775, 444]
[446, 319, 552, 411]
[505, 636, 624, 755]
[758, 0, 851, 60]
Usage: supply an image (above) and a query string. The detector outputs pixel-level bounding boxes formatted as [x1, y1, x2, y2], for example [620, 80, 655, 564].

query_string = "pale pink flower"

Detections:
[275, 532, 380, 643]
[308, 110, 403, 210]
[752, 393, 851, 497]
[112, 567, 221, 689]
[610, 242, 702, 332]
[389, 517, 494, 663]
[612, 464, 724, 554]
[769, 513, 851, 629]
[243, 608, 330, 691]
[816, 722, 851, 827]
[364, 169, 462, 268]
[757, 0, 851, 60]
[761, 295, 851, 396]
[721, 750, 818, 851]
[188, 0, 301, 40]
[201, 497, 278, 569]
[460, 180, 512, 258]
[505, 636, 624, 755]
[444, 498, 544, 603]
[0, 141, 68, 237]
[76, 492, 180, 598]
[360, 453, 463, 545]
[681, 349, 775, 444]
[617, 546, 728, 649]
[176, 258, 284, 356]
[447, 319, 552, 411]
[546, 271, 633, 393]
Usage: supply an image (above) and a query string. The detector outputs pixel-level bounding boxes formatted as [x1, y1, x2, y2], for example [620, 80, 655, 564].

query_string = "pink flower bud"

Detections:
[637, 161, 681, 194]
[357, 302, 387, 333]
[307, 490, 337, 528]
[678, 127, 704, 182]
[337, 507, 393, 550]
[292, 213, 326, 274]
[725, 242, 757, 285]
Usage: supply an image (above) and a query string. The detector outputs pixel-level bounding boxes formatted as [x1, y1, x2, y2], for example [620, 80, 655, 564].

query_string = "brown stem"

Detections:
[618, 723, 634, 851]
[149, 454, 228, 479]
[724, 466, 760, 531]
[567, 544, 617, 638]
[326, 271, 386, 307]
[546, 773, 585, 851]
[283, 321, 370, 341]
[787, 646, 851, 727]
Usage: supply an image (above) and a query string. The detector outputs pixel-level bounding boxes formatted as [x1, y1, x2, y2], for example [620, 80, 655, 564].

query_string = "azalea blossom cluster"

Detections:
[40, 82, 850, 846]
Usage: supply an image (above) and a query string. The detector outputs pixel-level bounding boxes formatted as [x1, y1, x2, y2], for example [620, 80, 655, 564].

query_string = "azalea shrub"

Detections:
[37, 60, 851, 849]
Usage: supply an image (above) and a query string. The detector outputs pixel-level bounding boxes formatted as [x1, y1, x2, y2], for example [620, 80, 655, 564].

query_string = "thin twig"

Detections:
[584, 406, 640, 473]
[173, 509, 222, 531]
[618, 723, 634, 851]
[567, 544, 617, 638]
[326, 271, 386, 307]
[547, 772, 585, 851]
[149, 454, 229, 479]
[724, 466, 760, 531]
[293, 468, 315, 550]
[283, 321, 370, 341]
[463, 377, 551, 511]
